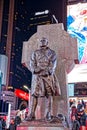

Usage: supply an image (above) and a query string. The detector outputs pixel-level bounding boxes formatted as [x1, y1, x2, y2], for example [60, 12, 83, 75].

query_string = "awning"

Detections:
[68, 64, 87, 83]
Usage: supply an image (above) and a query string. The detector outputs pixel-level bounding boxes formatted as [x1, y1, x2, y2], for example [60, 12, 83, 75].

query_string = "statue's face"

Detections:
[39, 37, 48, 47]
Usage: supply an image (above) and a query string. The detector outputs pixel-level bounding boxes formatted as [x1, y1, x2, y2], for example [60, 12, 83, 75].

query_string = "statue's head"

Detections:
[39, 37, 48, 47]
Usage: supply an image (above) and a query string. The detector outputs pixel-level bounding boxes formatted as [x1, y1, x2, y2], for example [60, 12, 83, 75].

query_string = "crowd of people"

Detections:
[70, 99, 87, 130]
[0, 117, 6, 130]
[1, 98, 87, 130]
[0, 110, 22, 130]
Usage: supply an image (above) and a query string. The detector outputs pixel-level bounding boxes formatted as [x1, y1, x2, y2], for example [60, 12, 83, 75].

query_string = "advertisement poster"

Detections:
[67, 3, 87, 63]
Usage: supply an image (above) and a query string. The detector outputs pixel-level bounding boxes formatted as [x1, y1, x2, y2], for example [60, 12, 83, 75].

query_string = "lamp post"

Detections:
[23, 85, 31, 113]
[0, 71, 3, 100]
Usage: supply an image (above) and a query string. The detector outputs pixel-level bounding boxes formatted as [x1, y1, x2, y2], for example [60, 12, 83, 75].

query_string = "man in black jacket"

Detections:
[72, 115, 80, 130]
[9, 118, 16, 130]
[75, 105, 86, 129]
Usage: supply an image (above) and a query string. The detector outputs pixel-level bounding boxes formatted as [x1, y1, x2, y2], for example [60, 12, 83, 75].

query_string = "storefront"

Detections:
[68, 83, 87, 107]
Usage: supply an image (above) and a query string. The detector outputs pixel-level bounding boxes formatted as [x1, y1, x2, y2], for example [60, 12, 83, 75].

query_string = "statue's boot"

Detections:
[26, 96, 38, 121]
[46, 111, 53, 121]
[45, 96, 53, 121]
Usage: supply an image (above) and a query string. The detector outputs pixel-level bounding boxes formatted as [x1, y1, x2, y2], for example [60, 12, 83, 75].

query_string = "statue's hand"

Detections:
[34, 67, 52, 76]
[39, 70, 51, 77]
[34, 69, 42, 74]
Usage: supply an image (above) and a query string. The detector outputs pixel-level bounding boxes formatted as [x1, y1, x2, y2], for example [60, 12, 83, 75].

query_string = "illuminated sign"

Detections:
[68, 84, 74, 96]
[67, 3, 87, 63]
[14, 89, 30, 101]
[35, 10, 49, 16]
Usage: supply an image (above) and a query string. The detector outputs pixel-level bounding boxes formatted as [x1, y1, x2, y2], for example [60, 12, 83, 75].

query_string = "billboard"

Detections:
[67, 3, 87, 63]
[14, 89, 29, 101]
[0, 55, 8, 85]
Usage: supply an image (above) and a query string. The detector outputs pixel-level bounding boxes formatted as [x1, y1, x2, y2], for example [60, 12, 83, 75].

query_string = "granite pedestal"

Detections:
[17, 119, 69, 130]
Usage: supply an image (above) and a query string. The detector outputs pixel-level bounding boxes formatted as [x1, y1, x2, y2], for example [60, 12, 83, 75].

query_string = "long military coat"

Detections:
[30, 47, 61, 97]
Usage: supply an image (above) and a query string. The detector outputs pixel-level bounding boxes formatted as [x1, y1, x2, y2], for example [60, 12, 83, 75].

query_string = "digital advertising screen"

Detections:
[67, 3, 87, 63]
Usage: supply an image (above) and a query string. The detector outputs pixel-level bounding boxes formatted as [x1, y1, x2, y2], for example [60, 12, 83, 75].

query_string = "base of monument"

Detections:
[17, 126, 65, 130]
[17, 119, 69, 130]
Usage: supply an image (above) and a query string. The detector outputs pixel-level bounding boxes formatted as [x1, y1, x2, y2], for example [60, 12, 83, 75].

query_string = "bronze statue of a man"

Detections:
[27, 37, 61, 121]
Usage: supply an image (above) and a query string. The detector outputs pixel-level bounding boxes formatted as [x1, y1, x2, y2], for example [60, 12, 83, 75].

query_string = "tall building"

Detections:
[0, 0, 67, 91]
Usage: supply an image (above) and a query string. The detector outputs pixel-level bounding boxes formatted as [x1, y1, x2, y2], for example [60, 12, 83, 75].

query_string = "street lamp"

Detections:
[0, 71, 3, 100]
[23, 85, 31, 113]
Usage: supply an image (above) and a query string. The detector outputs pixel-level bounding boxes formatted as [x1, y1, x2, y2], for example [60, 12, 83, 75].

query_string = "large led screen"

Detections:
[67, 3, 87, 63]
